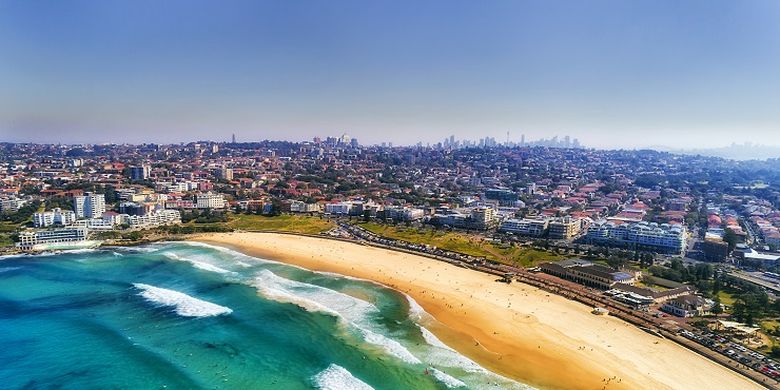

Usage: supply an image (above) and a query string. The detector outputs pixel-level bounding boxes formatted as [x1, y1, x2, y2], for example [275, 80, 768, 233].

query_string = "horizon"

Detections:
[2, 1, 780, 149]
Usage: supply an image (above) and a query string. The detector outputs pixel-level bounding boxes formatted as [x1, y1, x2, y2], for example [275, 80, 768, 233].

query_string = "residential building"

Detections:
[499, 217, 549, 237]
[129, 165, 151, 181]
[126, 210, 182, 228]
[385, 207, 425, 221]
[586, 220, 687, 255]
[0, 198, 27, 214]
[217, 167, 233, 180]
[33, 208, 76, 227]
[195, 192, 226, 209]
[548, 217, 583, 240]
[289, 200, 321, 213]
[325, 201, 355, 215]
[484, 188, 519, 206]
[73, 192, 106, 219]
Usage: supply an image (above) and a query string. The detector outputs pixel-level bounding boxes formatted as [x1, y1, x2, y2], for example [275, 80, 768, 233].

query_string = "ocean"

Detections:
[0, 242, 530, 389]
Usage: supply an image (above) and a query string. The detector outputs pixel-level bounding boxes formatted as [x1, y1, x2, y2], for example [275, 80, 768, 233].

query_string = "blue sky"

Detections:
[2, 0, 780, 148]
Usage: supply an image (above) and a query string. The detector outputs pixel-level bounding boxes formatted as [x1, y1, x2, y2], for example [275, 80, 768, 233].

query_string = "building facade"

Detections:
[499, 217, 549, 237]
[587, 220, 687, 255]
[73, 192, 106, 219]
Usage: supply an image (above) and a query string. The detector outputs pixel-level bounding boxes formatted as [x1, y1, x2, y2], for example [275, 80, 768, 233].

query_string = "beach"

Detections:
[194, 232, 761, 390]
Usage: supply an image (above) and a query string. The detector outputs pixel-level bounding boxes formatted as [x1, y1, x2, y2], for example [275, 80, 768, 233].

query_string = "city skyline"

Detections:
[2, 1, 780, 149]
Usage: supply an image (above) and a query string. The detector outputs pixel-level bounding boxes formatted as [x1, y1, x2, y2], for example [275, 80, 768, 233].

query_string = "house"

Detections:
[661, 295, 712, 317]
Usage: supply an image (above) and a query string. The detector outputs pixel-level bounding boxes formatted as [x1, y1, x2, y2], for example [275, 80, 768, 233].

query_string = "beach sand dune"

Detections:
[194, 232, 760, 390]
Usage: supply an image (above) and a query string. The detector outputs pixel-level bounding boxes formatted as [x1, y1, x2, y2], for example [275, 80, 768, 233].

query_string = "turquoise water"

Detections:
[0, 242, 529, 389]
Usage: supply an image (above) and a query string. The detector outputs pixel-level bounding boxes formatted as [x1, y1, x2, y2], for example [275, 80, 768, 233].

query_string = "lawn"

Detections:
[227, 214, 335, 235]
[717, 290, 737, 307]
[356, 222, 563, 267]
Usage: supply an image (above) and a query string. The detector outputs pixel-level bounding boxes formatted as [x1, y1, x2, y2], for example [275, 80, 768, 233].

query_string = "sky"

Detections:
[1, 0, 780, 149]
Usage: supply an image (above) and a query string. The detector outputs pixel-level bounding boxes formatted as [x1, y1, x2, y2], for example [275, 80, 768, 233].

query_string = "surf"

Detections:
[132, 283, 233, 317]
[312, 364, 374, 390]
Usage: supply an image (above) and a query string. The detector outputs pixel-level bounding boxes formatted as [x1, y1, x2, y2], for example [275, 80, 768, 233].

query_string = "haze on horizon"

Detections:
[1, 0, 780, 149]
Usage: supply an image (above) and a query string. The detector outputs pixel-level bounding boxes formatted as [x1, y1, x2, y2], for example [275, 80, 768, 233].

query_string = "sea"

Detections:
[0, 242, 531, 389]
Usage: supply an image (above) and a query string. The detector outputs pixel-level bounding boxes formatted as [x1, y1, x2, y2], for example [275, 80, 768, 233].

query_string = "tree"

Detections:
[607, 255, 627, 270]
[711, 297, 723, 314]
[723, 229, 739, 252]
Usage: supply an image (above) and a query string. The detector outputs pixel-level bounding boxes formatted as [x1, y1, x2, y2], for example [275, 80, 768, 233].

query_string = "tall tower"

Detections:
[232, 133, 236, 143]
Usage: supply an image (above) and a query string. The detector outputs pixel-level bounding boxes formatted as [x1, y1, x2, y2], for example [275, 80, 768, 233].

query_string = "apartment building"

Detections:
[73, 192, 106, 219]
[547, 217, 583, 240]
[195, 192, 226, 209]
[33, 208, 76, 227]
[587, 220, 687, 255]
[499, 217, 549, 237]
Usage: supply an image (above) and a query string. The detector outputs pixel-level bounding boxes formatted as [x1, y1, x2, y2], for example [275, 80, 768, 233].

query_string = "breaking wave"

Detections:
[162, 252, 232, 274]
[253, 269, 420, 364]
[430, 367, 467, 388]
[133, 283, 232, 317]
[312, 364, 374, 390]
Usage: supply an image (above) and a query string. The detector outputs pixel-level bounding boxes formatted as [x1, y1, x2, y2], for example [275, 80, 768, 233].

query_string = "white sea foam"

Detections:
[430, 368, 467, 388]
[253, 269, 421, 364]
[256, 284, 340, 318]
[0, 266, 21, 273]
[133, 283, 232, 317]
[254, 269, 378, 318]
[358, 327, 421, 364]
[419, 325, 531, 388]
[312, 364, 374, 390]
[162, 252, 232, 274]
[405, 294, 427, 322]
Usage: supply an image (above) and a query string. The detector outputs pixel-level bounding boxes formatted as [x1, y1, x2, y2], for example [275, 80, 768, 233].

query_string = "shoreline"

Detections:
[192, 232, 761, 390]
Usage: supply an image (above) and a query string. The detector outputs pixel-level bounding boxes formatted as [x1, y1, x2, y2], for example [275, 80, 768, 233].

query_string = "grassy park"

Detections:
[226, 214, 335, 235]
[356, 221, 563, 267]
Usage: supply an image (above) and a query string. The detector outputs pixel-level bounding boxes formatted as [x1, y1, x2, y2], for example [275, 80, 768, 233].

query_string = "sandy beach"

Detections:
[193, 232, 760, 390]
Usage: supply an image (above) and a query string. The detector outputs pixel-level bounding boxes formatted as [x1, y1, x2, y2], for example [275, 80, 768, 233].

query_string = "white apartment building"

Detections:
[385, 207, 425, 221]
[74, 192, 106, 219]
[289, 200, 321, 213]
[500, 217, 549, 237]
[587, 220, 687, 255]
[325, 202, 355, 215]
[126, 210, 182, 228]
[0, 198, 27, 214]
[196, 192, 226, 209]
[33, 208, 76, 227]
